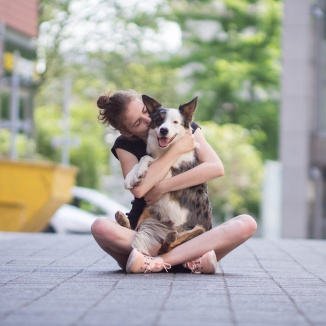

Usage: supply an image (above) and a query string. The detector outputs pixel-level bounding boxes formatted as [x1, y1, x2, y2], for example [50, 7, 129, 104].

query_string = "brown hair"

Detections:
[97, 90, 141, 131]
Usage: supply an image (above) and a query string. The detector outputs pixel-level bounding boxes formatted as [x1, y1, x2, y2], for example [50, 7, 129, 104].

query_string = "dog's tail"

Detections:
[132, 218, 174, 256]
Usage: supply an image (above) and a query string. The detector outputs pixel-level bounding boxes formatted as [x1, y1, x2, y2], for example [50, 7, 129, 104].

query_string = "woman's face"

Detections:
[122, 99, 151, 140]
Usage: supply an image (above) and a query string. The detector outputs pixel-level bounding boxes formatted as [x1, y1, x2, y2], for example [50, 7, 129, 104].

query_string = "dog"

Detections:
[115, 95, 213, 256]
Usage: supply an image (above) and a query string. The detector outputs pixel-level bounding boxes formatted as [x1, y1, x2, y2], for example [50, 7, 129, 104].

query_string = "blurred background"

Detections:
[0, 0, 325, 239]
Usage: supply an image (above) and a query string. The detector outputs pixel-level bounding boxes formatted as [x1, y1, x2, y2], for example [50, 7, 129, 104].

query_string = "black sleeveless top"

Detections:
[111, 122, 200, 230]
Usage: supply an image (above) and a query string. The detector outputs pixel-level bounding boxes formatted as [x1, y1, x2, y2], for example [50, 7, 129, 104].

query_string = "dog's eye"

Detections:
[174, 121, 178, 124]
[150, 108, 167, 127]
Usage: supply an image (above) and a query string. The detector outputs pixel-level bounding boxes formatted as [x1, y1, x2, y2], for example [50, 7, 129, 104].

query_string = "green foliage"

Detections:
[37, 0, 73, 83]
[88, 51, 183, 105]
[34, 0, 279, 217]
[201, 121, 263, 221]
[158, 0, 281, 160]
[0, 130, 38, 159]
[34, 99, 109, 189]
[70, 140, 102, 189]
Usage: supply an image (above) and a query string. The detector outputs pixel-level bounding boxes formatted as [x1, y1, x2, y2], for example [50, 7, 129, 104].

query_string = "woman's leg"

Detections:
[160, 214, 257, 266]
[126, 214, 257, 273]
[91, 218, 136, 268]
[93, 214, 257, 272]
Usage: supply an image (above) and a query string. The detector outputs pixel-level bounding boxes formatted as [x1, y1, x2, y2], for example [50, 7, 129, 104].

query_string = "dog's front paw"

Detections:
[135, 156, 154, 181]
[124, 156, 154, 189]
[115, 211, 131, 229]
[124, 163, 141, 189]
[124, 173, 142, 189]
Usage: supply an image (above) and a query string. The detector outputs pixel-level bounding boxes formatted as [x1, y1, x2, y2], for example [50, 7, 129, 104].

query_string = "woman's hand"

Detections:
[144, 181, 165, 206]
[143, 131, 195, 205]
[173, 130, 196, 155]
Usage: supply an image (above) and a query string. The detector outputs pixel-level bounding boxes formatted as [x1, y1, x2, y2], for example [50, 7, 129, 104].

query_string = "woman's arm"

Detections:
[144, 128, 224, 205]
[116, 131, 196, 198]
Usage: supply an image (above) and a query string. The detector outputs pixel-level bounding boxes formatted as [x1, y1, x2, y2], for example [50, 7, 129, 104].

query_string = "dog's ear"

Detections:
[179, 97, 198, 123]
[143, 95, 167, 129]
[142, 95, 163, 113]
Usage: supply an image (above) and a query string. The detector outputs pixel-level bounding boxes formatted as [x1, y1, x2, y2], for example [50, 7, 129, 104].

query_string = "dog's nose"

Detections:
[160, 127, 168, 136]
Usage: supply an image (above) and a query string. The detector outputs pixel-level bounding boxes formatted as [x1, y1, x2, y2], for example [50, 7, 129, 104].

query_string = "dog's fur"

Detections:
[115, 95, 213, 256]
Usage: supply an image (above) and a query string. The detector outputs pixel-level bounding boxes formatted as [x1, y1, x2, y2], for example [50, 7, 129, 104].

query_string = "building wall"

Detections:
[0, 0, 38, 156]
[280, 0, 314, 238]
[0, 0, 38, 37]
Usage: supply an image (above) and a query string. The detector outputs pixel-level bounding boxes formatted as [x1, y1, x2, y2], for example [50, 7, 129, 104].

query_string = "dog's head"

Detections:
[142, 95, 198, 149]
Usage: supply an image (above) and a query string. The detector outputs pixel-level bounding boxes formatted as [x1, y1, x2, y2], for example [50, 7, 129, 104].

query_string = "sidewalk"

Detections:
[0, 232, 325, 325]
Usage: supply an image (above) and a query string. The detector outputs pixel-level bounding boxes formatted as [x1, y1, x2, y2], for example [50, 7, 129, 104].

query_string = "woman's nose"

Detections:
[144, 114, 151, 124]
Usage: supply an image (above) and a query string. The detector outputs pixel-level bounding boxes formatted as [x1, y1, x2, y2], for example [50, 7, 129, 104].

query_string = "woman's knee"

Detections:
[236, 214, 257, 240]
[91, 218, 116, 240]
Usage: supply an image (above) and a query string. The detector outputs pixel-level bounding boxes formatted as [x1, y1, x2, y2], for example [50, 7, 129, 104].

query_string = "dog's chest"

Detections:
[173, 151, 197, 170]
[150, 194, 188, 226]
[149, 152, 199, 226]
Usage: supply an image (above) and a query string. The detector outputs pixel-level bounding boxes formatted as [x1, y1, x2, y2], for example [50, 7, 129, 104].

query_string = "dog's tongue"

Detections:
[158, 137, 169, 148]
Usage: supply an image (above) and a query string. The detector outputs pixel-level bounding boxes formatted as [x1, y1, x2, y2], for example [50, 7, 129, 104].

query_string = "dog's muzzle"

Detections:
[159, 127, 168, 136]
[157, 134, 177, 148]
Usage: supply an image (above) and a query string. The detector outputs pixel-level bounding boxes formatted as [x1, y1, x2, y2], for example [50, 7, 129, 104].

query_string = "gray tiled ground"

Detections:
[0, 232, 326, 325]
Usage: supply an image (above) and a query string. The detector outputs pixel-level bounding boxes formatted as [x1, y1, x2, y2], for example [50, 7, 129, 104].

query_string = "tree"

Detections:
[37, 0, 73, 84]
[34, 0, 270, 219]
[200, 121, 263, 221]
[153, 0, 282, 160]
[35, 98, 109, 189]
[0, 130, 37, 159]
[36, 0, 183, 188]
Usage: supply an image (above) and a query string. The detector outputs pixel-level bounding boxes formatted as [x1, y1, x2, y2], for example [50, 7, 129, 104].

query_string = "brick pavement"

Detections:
[0, 232, 326, 325]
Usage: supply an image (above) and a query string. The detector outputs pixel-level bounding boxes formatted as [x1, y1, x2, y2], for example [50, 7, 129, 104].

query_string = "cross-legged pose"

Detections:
[91, 90, 257, 274]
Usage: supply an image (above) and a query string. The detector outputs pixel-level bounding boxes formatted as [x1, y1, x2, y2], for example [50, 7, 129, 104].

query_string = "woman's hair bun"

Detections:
[97, 95, 109, 109]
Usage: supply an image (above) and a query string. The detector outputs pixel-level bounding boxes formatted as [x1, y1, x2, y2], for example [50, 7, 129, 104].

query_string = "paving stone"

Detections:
[0, 232, 326, 325]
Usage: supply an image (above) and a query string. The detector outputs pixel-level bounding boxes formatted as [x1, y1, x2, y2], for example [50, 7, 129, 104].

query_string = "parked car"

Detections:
[47, 187, 130, 234]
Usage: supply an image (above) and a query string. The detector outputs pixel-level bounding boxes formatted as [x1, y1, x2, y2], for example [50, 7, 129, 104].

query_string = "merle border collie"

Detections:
[115, 95, 213, 256]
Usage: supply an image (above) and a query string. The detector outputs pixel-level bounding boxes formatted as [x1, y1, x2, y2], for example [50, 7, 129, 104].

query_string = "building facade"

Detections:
[280, 0, 326, 238]
[0, 0, 39, 157]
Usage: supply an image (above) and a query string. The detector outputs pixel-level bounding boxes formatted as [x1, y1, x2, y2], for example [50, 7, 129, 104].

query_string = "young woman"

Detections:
[91, 90, 257, 274]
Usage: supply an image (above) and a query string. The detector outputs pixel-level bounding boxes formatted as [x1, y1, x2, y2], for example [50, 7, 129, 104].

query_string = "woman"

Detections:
[91, 90, 257, 274]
